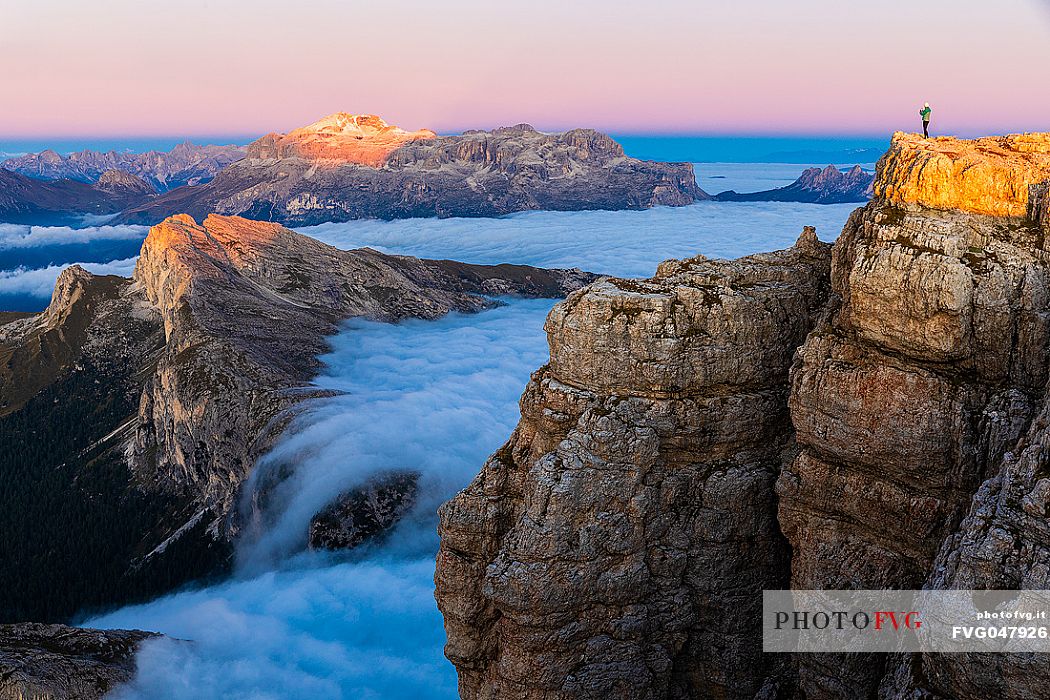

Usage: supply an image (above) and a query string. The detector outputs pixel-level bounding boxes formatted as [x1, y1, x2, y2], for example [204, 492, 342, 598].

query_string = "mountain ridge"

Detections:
[2, 142, 246, 191]
[0, 214, 596, 629]
[714, 163, 874, 203]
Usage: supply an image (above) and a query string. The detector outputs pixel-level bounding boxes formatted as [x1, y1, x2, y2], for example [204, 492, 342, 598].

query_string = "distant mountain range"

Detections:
[1, 142, 246, 191]
[714, 164, 874, 203]
[0, 168, 154, 225]
[0, 116, 876, 229]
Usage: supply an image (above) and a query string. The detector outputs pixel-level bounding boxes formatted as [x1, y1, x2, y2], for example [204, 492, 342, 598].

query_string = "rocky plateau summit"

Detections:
[116, 113, 706, 225]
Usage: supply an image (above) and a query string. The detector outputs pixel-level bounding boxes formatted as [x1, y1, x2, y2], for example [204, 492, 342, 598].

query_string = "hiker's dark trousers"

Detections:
[923, 120, 930, 137]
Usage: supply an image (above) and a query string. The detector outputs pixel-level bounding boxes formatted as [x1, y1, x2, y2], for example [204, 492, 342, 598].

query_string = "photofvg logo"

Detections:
[763, 590, 1050, 653]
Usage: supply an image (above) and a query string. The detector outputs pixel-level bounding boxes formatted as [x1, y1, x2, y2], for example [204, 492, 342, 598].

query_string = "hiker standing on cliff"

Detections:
[919, 102, 932, 138]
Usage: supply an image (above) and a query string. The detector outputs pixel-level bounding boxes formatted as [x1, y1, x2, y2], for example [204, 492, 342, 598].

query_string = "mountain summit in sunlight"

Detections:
[247, 112, 437, 166]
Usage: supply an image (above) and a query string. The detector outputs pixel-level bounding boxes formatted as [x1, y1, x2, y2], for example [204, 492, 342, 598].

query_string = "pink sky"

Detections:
[2, 0, 1049, 137]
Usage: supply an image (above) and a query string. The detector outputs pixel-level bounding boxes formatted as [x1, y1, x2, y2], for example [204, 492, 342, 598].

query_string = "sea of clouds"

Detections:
[300, 200, 856, 279]
[0, 222, 146, 249]
[92, 299, 556, 699]
[0, 223, 148, 308]
[694, 161, 874, 197]
[70, 183, 864, 697]
[0, 200, 855, 311]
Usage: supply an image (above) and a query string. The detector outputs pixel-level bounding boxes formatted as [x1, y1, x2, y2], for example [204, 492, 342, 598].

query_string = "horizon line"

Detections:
[2, 127, 1042, 144]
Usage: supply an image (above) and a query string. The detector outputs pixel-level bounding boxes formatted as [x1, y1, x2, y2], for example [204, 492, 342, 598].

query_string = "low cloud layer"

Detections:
[301, 199, 854, 279]
[0, 223, 147, 250]
[237, 299, 556, 571]
[95, 556, 454, 700]
[0, 257, 137, 299]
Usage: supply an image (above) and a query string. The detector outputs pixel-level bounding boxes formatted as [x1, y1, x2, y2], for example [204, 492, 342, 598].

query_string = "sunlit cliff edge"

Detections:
[876, 131, 1050, 218]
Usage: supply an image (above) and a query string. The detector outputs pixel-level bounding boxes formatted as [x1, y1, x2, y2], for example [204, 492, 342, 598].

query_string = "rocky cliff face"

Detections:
[874, 132, 1050, 217]
[779, 145, 1050, 698]
[714, 164, 874, 204]
[116, 115, 705, 226]
[436, 231, 831, 699]
[0, 214, 593, 623]
[130, 214, 593, 526]
[2, 142, 246, 191]
[435, 132, 1050, 699]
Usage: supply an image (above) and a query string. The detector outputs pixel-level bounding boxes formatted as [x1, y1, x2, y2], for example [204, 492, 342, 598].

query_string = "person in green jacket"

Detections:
[919, 102, 932, 138]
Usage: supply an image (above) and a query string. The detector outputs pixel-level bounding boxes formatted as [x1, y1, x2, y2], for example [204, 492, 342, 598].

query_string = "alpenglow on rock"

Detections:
[116, 113, 706, 225]
[435, 132, 1050, 700]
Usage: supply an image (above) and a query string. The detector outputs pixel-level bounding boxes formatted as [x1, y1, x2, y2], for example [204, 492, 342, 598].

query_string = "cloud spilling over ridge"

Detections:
[0, 223, 147, 249]
[92, 299, 556, 699]
[300, 200, 855, 279]
[0, 257, 137, 299]
[237, 298, 557, 570]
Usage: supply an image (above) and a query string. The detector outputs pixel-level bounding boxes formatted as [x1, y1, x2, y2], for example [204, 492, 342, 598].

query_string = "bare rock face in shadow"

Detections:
[436, 230, 832, 700]
[308, 471, 419, 551]
[0, 623, 157, 700]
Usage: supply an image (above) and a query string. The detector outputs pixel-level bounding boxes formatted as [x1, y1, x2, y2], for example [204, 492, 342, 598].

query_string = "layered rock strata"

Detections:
[130, 214, 592, 523]
[778, 174, 1050, 699]
[874, 132, 1050, 217]
[436, 231, 832, 699]
[437, 132, 1050, 699]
